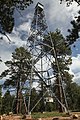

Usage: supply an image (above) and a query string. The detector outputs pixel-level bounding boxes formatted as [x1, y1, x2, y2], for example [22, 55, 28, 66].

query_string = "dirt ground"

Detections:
[0, 112, 80, 120]
[0, 117, 80, 120]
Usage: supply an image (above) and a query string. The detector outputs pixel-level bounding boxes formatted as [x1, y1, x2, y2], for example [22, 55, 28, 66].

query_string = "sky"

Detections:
[0, 0, 80, 85]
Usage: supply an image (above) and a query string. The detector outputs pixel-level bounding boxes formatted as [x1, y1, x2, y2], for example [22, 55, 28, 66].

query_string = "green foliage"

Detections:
[1, 90, 14, 114]
[44, 30, 72, 112]
[32, 112, 68, 118]
[30, 88, 55, 113]
[60, 70, 80, 111]
[30, 88, 41, 112]
[67, 11, 80, 45]
[0, 0, 33, 33]
[45, 102, 56, 112]
[0, 47, 31, 114]
[1, 47, 31, 89]
[66, 81, 80, 111]
[44, 30, 71, 56]
[77, 90, 80, 111]
[0, 85, 2, 114]
[44, 30, 72, 76]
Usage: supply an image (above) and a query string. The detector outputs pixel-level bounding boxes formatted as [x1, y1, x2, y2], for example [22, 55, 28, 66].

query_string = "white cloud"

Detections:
[0, 0, 79, 85]
[66, 2, 80, 17]
[70, 55, 80, 73]
[31, 0, 79, 36]
[70, 54, 80, 84]
[17, 22, 30, 32]
[73, 73, 80, 85]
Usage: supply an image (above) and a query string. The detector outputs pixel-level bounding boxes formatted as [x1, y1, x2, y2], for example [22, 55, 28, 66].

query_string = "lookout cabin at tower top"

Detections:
[35, 2, 44, 11]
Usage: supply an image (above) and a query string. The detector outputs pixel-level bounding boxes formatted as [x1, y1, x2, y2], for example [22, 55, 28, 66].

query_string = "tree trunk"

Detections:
[23, 96, 28, 114]
[57, 77, 64, 112]
[16, 80, 20, 114]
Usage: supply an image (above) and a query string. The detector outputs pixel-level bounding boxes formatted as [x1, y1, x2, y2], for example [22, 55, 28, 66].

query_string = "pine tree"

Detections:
[0, 47, 31, 114]
[44, 30, 72, 112]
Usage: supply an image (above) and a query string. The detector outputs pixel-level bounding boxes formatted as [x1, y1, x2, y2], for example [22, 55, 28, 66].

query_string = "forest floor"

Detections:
[0, 112, 80, 120]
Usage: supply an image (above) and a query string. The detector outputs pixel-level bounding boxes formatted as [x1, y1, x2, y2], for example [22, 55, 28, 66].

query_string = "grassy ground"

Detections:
[32, 112, 69, 119]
